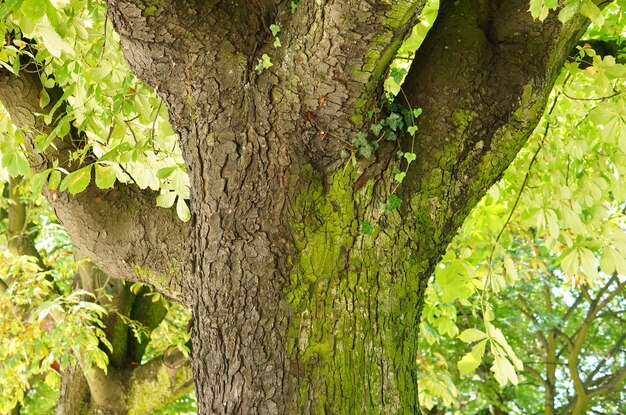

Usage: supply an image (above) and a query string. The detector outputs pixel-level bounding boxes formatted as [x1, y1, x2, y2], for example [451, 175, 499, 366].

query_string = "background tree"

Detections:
[0, 0, 624, 413]
[0, 154, 194, 413]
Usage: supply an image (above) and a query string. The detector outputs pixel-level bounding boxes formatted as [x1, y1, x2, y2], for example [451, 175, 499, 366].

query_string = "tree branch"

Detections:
[586, 364, 626, 399]
[524, 364, 549, 388]
[0, 68, 191, 305]
[398, 0, 591, 260]
[125, 347, 193, 413]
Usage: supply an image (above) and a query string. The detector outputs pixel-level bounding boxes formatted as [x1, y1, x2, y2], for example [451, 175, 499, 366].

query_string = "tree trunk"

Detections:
[1, 0, 596, 413]
[105, 0, 589, 413]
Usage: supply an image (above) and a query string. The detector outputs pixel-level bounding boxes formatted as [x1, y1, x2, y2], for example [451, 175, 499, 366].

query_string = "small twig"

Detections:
[150, 100, 163, 144]
[562, 89, 620, 102]
[96, 14, 109, 67]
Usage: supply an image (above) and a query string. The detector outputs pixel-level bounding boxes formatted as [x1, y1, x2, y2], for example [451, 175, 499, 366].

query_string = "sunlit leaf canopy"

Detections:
[0, 0, 190, 220]
[0, 0, 625, 413]
[416, 1, 626, 410]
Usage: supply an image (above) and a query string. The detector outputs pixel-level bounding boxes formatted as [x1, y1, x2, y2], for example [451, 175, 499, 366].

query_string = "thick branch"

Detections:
[125, 347, 193, 413]
[0, 68, 191, 305]
[399, 0, 590, 261]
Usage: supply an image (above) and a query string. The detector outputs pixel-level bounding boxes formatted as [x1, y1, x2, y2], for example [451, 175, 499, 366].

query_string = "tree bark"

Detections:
[2, 0, 597, 413]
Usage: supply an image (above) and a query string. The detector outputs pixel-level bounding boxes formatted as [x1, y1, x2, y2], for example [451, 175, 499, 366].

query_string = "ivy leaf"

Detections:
[361, 220, 373, 235]
[260, 54, 273, 69]
[389, 67, 406, 85]
[386, 113, 404, 131]
[387, 194, 402, 212]
[394, 171, 406, 184]
[385, 131, 397, 141]
[358, 144, 374, 159]
[404, 152, 416, 163]
[352, 132, 369, 148]
[269, 24, 281, 36]
[60, 165, 92, 195]
[370, 123, 383, 136]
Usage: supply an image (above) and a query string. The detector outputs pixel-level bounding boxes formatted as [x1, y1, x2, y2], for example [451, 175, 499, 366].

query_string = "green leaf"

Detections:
[370, 123, 383, 136]
[491, 356, 519, 386]
[22, 0, 46, 20]
[176, 197, 191, 222]
[39, 88, 50, 108]
[352, 132, 369, 148]
[48, 169, 61, 190]
[358, 144, 374, 159]
[558, 0, 581, 23]
[407, 125, 418, 136]
[30, 169, 50, 194]
[458, 339, 486, 375]
[36, 17, 74, 58]
[2, 148, 30, 177]
[260, 54, 273, 69]
[156, 166, 177, 179]
[404, 152, 416, 163]
[361, 220, 374, 235]
[95, 164, 117, 189]
[386, 113, 403, 131]
[156, 191, 176, 208]
[387, 194, 402, 211]
[389, 67, 406, 85]
[385, 131, 397, 141]
[394, 171, 406, 183]
[458, 328, 488, 343]
[580, 0, 604, 25]
[59, 165, 92, 195]
[269, 24, 281, 36]
[0, 0, 23, 19]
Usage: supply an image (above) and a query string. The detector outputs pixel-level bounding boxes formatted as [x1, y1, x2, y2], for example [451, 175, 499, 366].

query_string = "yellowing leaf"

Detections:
[34, 17, 74, 58]
[457, 339, 486, 376]
[60, 165, 92, 195]
[491, 356, 519, 385]
[95, 164, 117, 189]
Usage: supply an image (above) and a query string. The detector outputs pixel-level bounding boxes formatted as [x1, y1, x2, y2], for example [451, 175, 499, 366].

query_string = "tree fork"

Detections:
[0, 0, 600, 413]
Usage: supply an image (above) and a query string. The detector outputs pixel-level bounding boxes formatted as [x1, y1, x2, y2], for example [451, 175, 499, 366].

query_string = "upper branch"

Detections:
[273, 0, 427, 165]
[0, 69, 191, 305]
[400, 0, 590, 253]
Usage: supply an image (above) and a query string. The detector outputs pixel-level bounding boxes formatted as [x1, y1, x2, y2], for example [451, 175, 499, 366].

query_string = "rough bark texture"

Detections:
[1, 0, 598, 413]
[0, 70, 190, 304]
